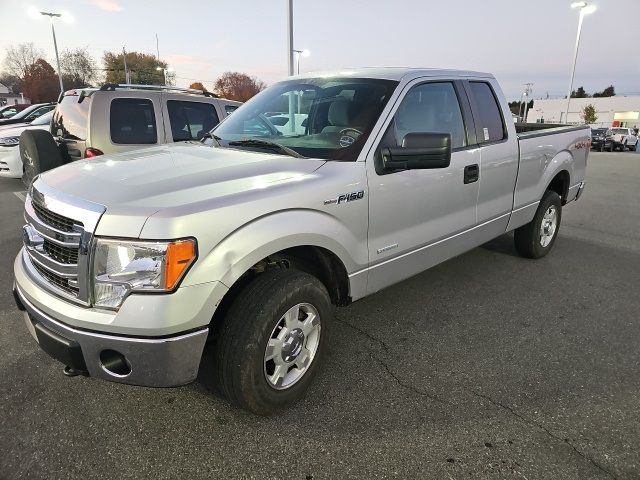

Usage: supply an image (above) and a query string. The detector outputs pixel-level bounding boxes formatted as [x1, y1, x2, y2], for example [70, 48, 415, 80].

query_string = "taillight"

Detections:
[84, 147, 103, 158]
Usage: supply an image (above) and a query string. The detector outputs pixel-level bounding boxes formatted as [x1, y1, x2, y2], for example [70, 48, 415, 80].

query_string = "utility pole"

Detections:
[522, 83, 533, 122]
[122, 46, 130, 84]
[286, 0, 295, 132]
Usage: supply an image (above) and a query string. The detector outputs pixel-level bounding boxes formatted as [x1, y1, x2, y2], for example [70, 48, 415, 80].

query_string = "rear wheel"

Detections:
[213, 268, 332, 415]
[514, 190, 562, 259]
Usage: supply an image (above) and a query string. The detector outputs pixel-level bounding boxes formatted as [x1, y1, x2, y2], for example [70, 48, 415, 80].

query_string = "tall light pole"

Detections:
[565, 2, 596, 123]
[293, 49, 310, 75]
[28, 8, 73, 94]
[287, 0, 294, 76]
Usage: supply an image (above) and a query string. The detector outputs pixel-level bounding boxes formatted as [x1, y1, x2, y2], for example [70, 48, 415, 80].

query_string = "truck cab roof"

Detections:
[289, 67, 494, 82]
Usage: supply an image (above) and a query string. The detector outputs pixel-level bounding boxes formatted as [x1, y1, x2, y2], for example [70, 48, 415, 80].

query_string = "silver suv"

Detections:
[20, 84, 240, 183]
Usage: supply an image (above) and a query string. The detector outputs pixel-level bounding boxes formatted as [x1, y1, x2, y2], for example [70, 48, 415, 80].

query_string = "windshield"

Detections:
[212, 77, 398, 161]
[31, 110, 53, 126]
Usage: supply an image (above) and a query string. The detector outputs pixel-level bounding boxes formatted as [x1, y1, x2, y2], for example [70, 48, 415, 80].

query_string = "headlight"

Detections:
[92, 238, 197, 309]
[0, 136, 20, 146]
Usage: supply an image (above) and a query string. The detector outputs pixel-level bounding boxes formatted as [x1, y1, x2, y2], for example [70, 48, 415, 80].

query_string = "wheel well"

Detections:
[547, 170, 570, 205]
[210, 246, 351, 331]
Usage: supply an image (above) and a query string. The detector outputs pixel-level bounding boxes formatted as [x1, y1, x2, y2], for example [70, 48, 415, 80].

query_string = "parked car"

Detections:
[20, 85, 241, 184]
[0, 111, 53, 178]
[0, 102, 55, 127]
[608, 127, 638, 151]
[590, 127, 613, 152]
[0, 104, 31, 119]
[13, 68, 588, 414]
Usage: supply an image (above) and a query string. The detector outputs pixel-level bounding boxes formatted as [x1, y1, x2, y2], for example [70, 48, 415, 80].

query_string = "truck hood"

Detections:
[39, 142, 326, 237]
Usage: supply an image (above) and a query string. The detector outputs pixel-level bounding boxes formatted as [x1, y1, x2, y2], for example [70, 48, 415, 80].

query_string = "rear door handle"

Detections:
[464, 164, 479, 184]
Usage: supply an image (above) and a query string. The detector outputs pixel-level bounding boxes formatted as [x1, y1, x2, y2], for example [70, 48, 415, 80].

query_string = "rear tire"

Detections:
[213, 269, 332, 415]
[514, 190, 562, 259]
[20, 130, 64, 187]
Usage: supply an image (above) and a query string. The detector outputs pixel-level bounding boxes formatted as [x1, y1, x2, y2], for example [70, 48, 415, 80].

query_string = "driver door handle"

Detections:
[464, 164, 479, 184]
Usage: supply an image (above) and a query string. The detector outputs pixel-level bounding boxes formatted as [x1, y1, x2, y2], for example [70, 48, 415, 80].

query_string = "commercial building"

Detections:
[525, 96, 640, 129]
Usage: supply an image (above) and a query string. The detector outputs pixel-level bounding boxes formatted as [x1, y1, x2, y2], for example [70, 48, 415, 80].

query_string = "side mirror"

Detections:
[381, 132, 451, 171]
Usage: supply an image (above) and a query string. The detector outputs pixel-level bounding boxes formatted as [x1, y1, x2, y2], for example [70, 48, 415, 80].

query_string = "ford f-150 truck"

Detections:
[13, 68, 588, 414]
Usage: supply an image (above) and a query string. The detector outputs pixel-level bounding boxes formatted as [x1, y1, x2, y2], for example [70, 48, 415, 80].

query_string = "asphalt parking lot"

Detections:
[1, 151, 639, 480]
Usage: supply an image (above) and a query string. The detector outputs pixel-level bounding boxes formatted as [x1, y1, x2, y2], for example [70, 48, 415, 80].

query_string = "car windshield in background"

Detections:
[592, 128, 606, 135]
[212, 77, 398, 161]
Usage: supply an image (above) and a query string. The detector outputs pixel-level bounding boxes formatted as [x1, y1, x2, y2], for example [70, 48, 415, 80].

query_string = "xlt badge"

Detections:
[324, 190, 365, 206]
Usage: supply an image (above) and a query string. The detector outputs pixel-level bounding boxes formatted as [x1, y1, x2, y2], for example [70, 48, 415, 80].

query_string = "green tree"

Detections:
[60, 48, 98, 88]
[580, 104, 598, 124]
[22, 58, 59, 103]
[102, 51, 174, 86]
[570, 86, 589, 98]
[593, 85, 615, 98]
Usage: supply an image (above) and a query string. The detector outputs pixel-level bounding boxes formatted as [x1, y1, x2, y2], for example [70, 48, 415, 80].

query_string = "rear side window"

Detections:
[167, 100, 220, 141]
[224, 104, 238, 115]
[110, 98, 157, 144]
[468, 82, 505, 143]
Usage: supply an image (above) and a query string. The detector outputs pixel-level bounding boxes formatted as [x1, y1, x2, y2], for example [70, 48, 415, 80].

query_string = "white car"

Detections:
[0, 111, 53, 178]
[607, 127, 638, 151]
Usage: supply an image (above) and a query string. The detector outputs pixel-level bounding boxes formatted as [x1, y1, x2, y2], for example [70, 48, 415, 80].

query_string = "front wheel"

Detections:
[514, 190, 562, 259]
[213, 269, 332, 415]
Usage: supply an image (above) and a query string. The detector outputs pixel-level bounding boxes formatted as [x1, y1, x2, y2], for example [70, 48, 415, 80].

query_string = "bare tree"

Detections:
[3, 43, 45, 79]
[214, 72, 266, 102]
[60, 48, 98, 88]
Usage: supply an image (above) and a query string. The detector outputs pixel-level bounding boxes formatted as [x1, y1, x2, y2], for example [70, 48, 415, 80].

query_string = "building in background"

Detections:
[526, 96, 640, 128]
[0, 83, 30, 106]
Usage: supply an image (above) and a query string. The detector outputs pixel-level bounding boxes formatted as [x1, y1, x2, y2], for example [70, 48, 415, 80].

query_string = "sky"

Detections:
[0, 0, 637, 101]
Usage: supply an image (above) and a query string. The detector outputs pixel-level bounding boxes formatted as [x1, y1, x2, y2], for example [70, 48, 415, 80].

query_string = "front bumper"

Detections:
[0, 146, 22, 178]
[14, 284, 208, 387]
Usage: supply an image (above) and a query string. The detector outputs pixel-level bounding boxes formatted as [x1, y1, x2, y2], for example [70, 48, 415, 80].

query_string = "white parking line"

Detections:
[13, 191, 26, 203]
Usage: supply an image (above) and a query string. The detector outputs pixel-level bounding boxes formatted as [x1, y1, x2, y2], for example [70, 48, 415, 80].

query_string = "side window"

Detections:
[167, 100, 220, 142]
[110, 98, 157, 144]
[390, 82, 467, 149]
[468, 82, 505, 143]
[224, 104, 238, 115]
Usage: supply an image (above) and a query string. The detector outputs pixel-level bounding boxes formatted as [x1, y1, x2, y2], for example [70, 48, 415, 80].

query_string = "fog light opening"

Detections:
[99, 349, 132, 377]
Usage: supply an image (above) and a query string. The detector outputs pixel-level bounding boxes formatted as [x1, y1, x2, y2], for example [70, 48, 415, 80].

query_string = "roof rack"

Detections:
[98, 83, 219, 98]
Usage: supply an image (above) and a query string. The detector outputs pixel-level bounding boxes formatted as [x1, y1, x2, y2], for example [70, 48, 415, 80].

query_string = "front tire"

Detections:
[214, 269, 332, 415]
[514, 190, 562, 259]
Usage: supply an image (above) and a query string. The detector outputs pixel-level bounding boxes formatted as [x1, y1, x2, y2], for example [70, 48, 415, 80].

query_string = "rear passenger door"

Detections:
[162, 95, 222, 143]
[463, 80, 519, 237]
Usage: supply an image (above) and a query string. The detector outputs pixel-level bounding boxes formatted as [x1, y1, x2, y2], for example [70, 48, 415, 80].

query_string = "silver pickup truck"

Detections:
[13, 68, 588, 414]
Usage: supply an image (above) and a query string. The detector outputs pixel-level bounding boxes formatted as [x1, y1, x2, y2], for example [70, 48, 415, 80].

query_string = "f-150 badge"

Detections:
[324, 190, 365, 205]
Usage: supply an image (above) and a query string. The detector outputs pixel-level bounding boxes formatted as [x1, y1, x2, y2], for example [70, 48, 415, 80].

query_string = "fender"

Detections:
[182, 209, 369, 301]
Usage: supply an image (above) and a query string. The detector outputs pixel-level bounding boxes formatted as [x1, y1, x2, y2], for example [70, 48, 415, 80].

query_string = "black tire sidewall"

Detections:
[20, 130, 63, 186]
[530, 191, 562, 258]
[218, 269, 333, 414]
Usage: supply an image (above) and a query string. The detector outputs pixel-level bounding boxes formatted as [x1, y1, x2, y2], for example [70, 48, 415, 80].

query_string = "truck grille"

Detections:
[33, 263, 79, 297]
[32, 201, 80, 233]
[42, 239, 79, 264]
[24, 197, 84, 302]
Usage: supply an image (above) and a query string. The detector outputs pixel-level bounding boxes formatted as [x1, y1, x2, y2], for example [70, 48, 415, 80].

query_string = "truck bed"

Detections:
[515, 122, 588, 138]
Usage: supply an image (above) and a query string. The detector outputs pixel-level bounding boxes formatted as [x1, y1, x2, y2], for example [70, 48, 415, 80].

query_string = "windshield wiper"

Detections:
[227, 139, 305, 158]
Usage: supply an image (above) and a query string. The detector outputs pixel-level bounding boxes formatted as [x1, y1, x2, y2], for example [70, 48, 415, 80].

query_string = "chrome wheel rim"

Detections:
[264, 303, 321, 390]
[540, 205, 557, 248]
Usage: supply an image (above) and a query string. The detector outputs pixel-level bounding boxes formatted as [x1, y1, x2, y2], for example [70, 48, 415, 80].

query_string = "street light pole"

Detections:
[287, 0, 294, 76]
[292, 49, 310, 75]
[565, 2, 596, 123]
[40, 12, 64, 93]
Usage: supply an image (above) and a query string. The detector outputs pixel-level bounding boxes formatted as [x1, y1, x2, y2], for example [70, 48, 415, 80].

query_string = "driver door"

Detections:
[365, 79, 481, 294]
